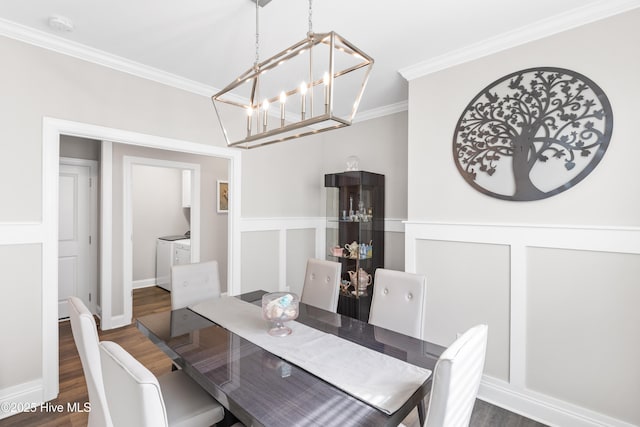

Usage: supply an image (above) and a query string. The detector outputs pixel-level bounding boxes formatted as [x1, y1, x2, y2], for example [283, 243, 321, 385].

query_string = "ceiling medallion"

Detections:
[453, 67, 613, 201]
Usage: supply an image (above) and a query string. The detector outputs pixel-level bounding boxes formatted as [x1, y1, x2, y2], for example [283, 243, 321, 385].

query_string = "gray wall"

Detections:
[0, 30, 407, 396]
[132, 164, 190, 282]
[0, 32, 229, 393]
[238, 112, 409, 294]
[406, 9, 640, 426]
[241, 111, 408, 219]
[60, 135, 100, 160]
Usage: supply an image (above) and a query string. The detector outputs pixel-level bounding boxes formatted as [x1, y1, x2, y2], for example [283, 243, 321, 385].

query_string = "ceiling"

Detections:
[0, 0, 636, 119]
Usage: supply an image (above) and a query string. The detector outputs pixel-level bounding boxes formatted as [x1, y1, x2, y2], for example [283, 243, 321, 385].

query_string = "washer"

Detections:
[156, 235, 191, 291]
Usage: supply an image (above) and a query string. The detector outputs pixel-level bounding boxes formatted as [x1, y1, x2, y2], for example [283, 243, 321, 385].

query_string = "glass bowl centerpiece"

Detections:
[262, 292, 300, 336]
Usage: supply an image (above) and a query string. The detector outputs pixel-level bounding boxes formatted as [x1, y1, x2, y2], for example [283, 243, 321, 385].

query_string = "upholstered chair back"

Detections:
[368, 269, 427, 338]
[171, 260, 221, 310]
[68, 296, 113, 427]
[300, 258, 342, 312]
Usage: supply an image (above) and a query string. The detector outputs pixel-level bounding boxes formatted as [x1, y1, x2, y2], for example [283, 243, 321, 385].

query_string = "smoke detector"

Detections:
[48, 15, 74, 32]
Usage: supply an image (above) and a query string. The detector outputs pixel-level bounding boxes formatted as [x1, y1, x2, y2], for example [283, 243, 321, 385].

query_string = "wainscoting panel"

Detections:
[415, 239, 511, 382]
[240, 230, 280, 293]
[286, 228, 317, 296]
[0, 242, 46, 418]
[405, 222, 640, 427]
[526, 248, 640, 426]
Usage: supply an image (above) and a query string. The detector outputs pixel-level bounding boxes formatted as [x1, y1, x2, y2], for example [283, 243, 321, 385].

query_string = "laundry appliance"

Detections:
[156, 234, 191, 291]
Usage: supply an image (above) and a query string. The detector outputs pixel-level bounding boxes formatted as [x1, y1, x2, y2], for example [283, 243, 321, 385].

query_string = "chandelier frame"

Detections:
[211, 6, 373, 149]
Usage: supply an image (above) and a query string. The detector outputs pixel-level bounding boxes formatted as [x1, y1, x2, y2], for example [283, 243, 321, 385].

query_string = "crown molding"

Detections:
[9, 2, 636, 122]
[0, 17, 217, 97]
[0, 16, 408, 121]
[399, 0, 640, 81]
[353, 100, 408, 123]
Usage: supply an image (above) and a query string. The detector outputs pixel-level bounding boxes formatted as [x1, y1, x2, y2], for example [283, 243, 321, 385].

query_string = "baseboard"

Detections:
[0, 380, 44, 420]
[479, 376, 636, 427]
[133, 278, 156, 289]
[105, 314, 131, 330]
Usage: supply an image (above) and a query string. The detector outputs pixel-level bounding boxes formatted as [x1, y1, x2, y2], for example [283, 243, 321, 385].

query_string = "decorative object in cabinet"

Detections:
[324, 171, 384, 321]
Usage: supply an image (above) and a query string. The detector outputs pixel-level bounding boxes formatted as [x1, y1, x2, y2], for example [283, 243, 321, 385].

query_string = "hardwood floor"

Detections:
[1, 287, 547, 427]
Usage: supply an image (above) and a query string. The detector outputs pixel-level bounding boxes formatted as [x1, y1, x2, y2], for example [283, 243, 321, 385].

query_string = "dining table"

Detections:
[136, 290, 445, 427]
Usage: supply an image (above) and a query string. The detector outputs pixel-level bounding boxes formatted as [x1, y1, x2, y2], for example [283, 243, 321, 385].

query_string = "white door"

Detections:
[58, 160, 98, 319]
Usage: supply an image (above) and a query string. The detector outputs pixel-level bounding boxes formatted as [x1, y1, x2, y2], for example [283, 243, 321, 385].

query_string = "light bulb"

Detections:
[262, 99, 269, 130]
[300, 82, 307, 119]
[323, 72, 330, 112]
[246, 106, 253, 135]
[280, 92, 286, 127]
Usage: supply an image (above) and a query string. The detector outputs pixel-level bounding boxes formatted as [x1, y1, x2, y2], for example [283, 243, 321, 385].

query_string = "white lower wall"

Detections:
[405, 221, 640, 427]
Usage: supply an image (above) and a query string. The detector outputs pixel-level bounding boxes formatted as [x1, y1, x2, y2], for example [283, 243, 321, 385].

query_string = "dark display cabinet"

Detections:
[324, 171, 384, 321]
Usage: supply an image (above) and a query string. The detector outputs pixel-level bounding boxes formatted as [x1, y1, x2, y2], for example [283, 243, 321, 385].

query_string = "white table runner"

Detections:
[190, 296, 432, 414]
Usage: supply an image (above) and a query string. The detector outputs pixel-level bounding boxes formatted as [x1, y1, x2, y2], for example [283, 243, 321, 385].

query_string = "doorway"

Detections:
[123, 156, 201, 314]
[41, 117, 242, 401]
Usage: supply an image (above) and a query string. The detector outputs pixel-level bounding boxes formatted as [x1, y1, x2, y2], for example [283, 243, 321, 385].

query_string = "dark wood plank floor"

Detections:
[0, 286, 547, 427]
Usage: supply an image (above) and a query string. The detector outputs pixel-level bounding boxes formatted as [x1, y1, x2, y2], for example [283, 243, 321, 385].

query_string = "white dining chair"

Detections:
[368, 269, 427, 338]
[68, 296, 113, 427]
[171, 260, 221, 310]
[99, 340, 225, 427]
[401, 324, 488, 427]
[300, 258, 342, 312]
[426, 324, 488, 426]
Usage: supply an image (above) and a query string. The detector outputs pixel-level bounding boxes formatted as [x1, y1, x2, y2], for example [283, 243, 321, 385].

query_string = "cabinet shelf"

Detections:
[327, 254, 373, 261]
[327, 219, 376, 224]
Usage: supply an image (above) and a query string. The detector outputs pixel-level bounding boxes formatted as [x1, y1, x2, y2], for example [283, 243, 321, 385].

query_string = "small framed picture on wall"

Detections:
[217, 180, 228, 213]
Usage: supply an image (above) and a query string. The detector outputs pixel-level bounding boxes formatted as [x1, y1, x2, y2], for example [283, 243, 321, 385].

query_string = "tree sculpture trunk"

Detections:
[511, 135, 545, 200]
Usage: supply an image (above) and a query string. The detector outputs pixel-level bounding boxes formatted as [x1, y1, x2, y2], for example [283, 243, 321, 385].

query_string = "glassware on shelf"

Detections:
[349, 196, 354, 218]
[262, 292, 299, 337]
[345, 155, 360, 171]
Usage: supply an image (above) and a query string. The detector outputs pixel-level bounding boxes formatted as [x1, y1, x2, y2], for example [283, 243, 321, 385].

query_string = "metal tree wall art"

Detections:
[453, 67, 613, 201]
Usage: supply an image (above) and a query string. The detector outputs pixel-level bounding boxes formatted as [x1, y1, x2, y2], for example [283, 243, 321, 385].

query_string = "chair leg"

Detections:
[417, 398, 427, 426]
[217, 408, 242, 426]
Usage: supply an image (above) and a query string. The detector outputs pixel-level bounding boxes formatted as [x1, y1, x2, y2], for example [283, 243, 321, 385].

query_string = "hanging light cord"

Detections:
[254, 0, 260, 68]
[308, 0, 313, 36]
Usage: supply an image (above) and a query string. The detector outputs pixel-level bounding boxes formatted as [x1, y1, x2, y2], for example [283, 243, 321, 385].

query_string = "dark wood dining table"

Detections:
[136, 290, 445, 427]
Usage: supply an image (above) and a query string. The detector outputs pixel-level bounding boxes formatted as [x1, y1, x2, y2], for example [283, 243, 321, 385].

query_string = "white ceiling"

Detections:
[0, 0, 637, 118]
